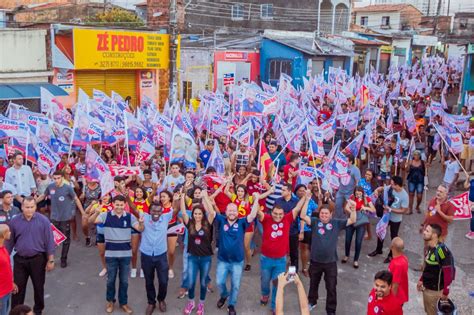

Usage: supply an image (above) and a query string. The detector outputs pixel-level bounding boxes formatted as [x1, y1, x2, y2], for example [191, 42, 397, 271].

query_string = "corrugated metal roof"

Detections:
[353, 4, 420, 13]
[264, 35, 353, 57]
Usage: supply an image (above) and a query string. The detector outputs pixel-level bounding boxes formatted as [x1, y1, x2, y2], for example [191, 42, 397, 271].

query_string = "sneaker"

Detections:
[227, 305, 236, 315]
[169, 269, 175, 279]
[465, 231, 474, 240]
[130, 268, 137, 278]
[260, 295, 269, 306]
[217, 297, 227, 309]
[140, 269, 144, 278]
[367, 250, 382, 257]
[244, 264, 251, 271]
[99, 268, 107, 277]
[383, 257, 392, 264]
[308, 304, 317, 311]
[196, 302, 205, 315]
[183, 301, 195, 315]
[85, 237, 91, 247]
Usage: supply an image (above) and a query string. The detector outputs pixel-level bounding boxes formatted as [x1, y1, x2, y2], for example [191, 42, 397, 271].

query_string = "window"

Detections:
[261, 4, 273, 19]
[231, 3, 244, 20]
[381, 16, 390, 26]
[360, 16, 368, 26]
[269, 59, 292, 82]
[459, 18, 468, 29]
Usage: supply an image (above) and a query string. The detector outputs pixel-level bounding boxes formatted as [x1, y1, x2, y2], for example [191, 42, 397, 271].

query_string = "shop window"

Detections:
[269, 59, 292, 82]
[381, 16, 390, 28]
[459, 18, 468, 29]
[231, 4, 244, 21]
[360, 16, 368, 26]
[183, 81, 192, 104]
[261, 4, 273, 20]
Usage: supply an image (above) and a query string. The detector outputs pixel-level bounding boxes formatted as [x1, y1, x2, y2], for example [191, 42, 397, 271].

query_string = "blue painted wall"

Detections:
[260, 39, 350, 87]
[260, 39, 307, 88]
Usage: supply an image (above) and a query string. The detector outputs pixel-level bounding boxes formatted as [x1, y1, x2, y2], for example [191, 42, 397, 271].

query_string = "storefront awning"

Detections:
[0, 83, 68, 100]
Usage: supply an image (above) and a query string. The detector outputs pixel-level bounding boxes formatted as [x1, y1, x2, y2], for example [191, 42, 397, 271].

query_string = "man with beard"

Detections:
[367, 270, 403, 315]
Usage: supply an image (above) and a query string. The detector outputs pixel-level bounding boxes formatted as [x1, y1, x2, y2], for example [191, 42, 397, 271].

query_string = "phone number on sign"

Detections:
[98, 61, 144, 68]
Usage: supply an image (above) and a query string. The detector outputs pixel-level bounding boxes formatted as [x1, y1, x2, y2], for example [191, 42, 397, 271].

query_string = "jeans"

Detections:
[308, 261, 338, 313]
[408, 181, 424, 194]
[141, 252, 168, 305]
[260, 255, 286, 311]
[0, 293, 10, 315]
[376, 221, 401, 258]
[51, 220, 71, 263]
[187, 255, 212, 301]
[335, 191, 352, 219]
[106, 256, 131, 306]
[180, 244, 189, 289]
[216, 260, 244, 307]
[344, 224, 365, 261]
[12, 253, 47, 314]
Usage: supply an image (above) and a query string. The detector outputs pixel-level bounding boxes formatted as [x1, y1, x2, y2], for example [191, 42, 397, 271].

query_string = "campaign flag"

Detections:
[167, 223, 185, 235]
[446, 132, 463, 154]
[152, 114, 172, 146]
[342, 131, 365, 157]
[360, 85, 369, 109]
[0, 115, 28, 141]
[135, 137, 155, 163]
[331, 150, 349, 178]
[338, 111, 359, 132]
[85, 145, 109, 182]
[40, 87, 55, 113]
[170, 126, 198, 169]
[231, 121, 254, 147]
[318, 115, 337, 141]
[376, 213, 390, 240]
[448, 192, 473, 220]
[402, 106, 417, 133]
[206, 140, 225, 176]
[258, 139, 274, 180]
[299, 166, 317, 186]
[51, 224, 67, 246]
[124, 111, 147, 146]
[33, 136, 61, 175]
[241, 85, 264, 117]
[307, 126, 325, 158]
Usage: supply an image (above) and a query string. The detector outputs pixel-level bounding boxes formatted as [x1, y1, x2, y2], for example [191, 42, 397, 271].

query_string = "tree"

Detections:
[87, 8, 144, 28]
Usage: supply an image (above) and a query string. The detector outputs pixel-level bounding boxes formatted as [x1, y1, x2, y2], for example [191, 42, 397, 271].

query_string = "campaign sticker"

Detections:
[59, 196, 65, 202]
[326, 223, 333, 230]
[223, 224, 229, 231]
[318, 228, 325, 235]
[198, 230, 204, 236]
[278, 223, 283, 228]
[318, 222, 323, 228]
[233, 223, 238, 228]
[272, 224, 278, 230]
[277, 230, 283, 236]
[50, 190, 56, 195]
[271, 231, 277, 238]
[195, 238, 201, 245]
[368, 295, 373, 303]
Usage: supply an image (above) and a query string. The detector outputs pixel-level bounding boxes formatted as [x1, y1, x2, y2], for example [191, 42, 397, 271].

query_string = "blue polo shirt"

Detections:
[215, 214, 250, 263]
[140, 212, 173, 256]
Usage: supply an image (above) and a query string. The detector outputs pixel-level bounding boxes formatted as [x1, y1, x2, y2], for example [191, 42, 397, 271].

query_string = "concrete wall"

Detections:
[391, 38, 411, 66]
[179, 48, 213, 98]
[447, 44, 466, 59]
[355, 11, 401, 30]
[0, 29, 47, 73]
[452, 14, 474, 37]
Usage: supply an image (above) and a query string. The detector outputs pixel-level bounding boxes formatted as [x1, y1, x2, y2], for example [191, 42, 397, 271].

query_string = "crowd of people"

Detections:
[0, 54, 472, 315]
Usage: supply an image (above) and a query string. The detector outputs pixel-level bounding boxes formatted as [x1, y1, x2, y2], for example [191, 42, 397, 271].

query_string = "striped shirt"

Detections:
[99, 211, 138, 258]
[265, 183, 284, 211]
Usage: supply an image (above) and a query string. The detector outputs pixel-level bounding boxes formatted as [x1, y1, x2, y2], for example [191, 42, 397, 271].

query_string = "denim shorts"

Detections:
[408, 182, 423, 194]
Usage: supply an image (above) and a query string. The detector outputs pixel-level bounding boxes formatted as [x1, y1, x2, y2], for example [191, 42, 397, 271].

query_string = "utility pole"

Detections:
[169, 0, 178, 106]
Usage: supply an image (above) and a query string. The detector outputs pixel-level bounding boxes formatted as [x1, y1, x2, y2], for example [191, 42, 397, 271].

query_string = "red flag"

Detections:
[448, 192, 473, 220]
[360, 85, 369, 109]
[51, 224, 67, 246]
[258, 139, 274, 180]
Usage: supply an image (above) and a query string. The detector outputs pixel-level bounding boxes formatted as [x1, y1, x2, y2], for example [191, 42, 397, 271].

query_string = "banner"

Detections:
[108, 165, 142, 177]
[34, 137, 61, 175]
[448, 192, 473, 220]
[169, 127, 197, 168]
[0, 115, 28, 141]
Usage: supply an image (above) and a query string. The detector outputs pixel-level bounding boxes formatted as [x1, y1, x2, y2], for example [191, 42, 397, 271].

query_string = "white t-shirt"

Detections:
[443, 160, 460, 184]
[162, 174, 184, 193]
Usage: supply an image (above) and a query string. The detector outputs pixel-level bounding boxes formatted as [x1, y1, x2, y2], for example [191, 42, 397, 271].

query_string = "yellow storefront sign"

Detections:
[73, 29, 169, 70]
[380, 45, 393, 54]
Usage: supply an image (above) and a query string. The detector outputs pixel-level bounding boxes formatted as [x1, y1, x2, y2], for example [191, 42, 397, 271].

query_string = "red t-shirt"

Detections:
[0, 246, 13, 297]
[246, 181, 266, 208]
[423, 198, 455, 237]
[205, 177, 231, 213]
[367, 288, 403, 315]
[260, 212, 294, 258]
[388, 255, 409, 304]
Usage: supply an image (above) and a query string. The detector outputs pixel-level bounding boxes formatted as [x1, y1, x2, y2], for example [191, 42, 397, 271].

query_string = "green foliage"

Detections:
[87, 8, 144, 28]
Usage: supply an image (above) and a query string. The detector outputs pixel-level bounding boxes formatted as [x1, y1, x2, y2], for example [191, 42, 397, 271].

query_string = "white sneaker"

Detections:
[465, 231, 474, 240]
[168, 269, 175, 279]
[99, 268, 107, 277]
[131, 268, 137, 278]
[140, 269, 144, 278]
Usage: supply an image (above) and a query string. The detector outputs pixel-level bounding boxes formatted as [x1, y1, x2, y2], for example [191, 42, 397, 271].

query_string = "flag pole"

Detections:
[432, 123, 469, 177]
[123, 112, 131, 167]
[307, 123, 322, 195]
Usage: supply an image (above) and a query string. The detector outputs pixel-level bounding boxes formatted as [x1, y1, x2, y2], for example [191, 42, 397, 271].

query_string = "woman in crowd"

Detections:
[406, 150, 425, 214]
[342, 186, 375, 268]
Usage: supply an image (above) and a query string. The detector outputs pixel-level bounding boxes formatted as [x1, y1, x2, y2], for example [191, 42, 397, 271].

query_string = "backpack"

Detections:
[434, 243, 456, 282]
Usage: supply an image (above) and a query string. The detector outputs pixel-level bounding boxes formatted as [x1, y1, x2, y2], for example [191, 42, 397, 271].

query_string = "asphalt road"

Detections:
[20, 156, 473, 315]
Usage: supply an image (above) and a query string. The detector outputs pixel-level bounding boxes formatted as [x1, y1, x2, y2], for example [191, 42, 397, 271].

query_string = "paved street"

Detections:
[21, 158, 474, 315]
